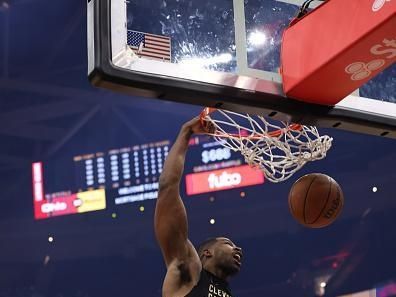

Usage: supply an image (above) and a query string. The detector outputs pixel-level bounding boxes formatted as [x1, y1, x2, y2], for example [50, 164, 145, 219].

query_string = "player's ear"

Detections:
[203, 249, 213, 258]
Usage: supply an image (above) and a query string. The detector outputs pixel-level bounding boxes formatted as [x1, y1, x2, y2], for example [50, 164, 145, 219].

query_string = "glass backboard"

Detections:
[87, 0, 396, 138]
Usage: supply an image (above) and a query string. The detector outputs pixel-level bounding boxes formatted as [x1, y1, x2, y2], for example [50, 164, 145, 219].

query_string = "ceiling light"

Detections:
[248, 31, 267, 47]
[0, 1, 9, 10]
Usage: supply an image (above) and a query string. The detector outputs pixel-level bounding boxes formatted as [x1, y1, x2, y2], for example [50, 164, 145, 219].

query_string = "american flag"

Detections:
[127, 30, 171, 62]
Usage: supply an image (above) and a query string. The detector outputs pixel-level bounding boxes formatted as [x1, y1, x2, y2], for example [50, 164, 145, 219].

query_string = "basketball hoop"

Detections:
[199, 107, 333, 183]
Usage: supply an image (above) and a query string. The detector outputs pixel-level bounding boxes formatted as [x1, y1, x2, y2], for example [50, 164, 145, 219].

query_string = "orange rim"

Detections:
[199, 107, 303, 139]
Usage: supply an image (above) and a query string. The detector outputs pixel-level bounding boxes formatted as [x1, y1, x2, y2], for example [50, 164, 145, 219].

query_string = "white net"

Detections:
[200, 108, 333, 183]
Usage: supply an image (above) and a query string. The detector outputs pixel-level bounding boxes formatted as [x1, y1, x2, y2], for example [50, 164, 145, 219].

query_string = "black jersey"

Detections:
[185, 269, 233, 297]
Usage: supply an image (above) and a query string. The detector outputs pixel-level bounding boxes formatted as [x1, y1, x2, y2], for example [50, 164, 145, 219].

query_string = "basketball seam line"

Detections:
[332, 186, 343, 221]
[288, 186, 296, 216]
[303, 176, 317, 224]
[310, 176, 333, 225]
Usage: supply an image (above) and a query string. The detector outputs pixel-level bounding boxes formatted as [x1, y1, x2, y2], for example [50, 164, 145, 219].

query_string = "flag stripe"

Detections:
[140, 52, 171, 60]
[130, 47, 171, 60]
[145, 40, 170, 47]
[130, 46, 170, 56]
[146, 35, 170, 42]
[143, 47, 171, 54]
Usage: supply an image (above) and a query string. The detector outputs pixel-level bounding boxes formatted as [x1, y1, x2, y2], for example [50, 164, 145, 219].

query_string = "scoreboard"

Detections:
[32, 136, 264, 220]
[73, 141, 168, 191]
[184, 136, 265, 195]
[32, 140, 170, 220]
[73, 141, 169, 206]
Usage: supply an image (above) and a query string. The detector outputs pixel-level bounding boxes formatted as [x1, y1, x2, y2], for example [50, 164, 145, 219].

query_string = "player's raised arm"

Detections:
[154, 117, 207, 296]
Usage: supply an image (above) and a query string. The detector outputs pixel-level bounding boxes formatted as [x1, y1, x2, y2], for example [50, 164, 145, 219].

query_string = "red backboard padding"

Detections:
[281, 0, 395, 106]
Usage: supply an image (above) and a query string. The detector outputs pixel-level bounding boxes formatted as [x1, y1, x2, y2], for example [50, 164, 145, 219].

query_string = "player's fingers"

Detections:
[199, 120, 215, 134]
[205, 122, 216, 134]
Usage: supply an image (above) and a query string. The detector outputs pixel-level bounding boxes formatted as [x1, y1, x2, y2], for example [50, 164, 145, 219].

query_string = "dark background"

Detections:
[0, 0, 395, 297]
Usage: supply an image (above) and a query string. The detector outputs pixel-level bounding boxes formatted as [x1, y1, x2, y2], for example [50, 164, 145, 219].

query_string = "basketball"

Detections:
[288, 173, 344, 228]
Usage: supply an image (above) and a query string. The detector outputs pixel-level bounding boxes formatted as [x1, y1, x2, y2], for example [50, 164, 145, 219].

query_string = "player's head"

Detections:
[198, 237, 243, 277]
